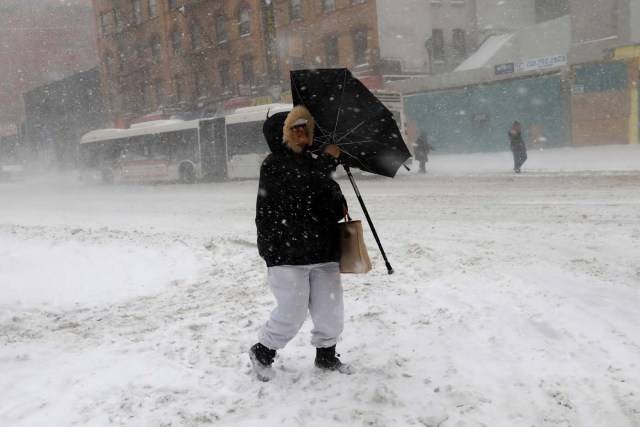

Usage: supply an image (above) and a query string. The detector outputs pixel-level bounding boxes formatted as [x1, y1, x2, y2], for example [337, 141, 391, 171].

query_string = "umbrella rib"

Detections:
[330, 70, 349, 143]
[336, 139, 379, 147]
[334, 120, 366, 145]
[313, 124, 332, 143]
[337, 148, 372, 172]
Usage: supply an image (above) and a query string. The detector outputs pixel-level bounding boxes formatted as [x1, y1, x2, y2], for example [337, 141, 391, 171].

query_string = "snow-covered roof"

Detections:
[225, 103, 292, 125]
[80, 119, 203, 144]
[454, 15, 571, 72]
[388, 15, 572, 94]
[454, 34, 514, 72]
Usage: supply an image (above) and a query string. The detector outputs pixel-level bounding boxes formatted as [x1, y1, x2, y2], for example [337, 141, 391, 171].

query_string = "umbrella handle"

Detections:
[343, 165, 394, 274]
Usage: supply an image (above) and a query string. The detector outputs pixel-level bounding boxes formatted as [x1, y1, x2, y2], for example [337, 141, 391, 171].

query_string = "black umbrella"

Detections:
[290, 68, 412, 274]
[290, 68, 411, 178]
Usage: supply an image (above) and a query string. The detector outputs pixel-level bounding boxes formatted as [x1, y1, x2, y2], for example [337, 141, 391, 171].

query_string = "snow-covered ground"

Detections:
[1, 145, 639, 427]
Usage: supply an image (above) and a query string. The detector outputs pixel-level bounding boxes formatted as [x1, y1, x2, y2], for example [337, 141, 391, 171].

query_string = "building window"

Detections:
[156, 81, 166, 106]
[136, 43, 146, 63]
[169, 0, 178, 10]
[238, 4, 251, 37]
[352, 28, 368, 65]
[196, 74, 207, 98]
[325, 36, 339, 67]
[191, 24, 202, 50]
[150, 34, 161, 63]
[289, 0, 302, 20]
[100, 12, 111, 34]
[171, 28, 182, 56]
[452, 29, 466, 59]
[118, 51, 126, 69]
[214, 13, 228, 43]
[108, 85, 118, 112]
[322, 0, 336, 12]
[133, 0, 142, 24]
[241, 56, 254, 85]
[432, 28, 444, 62]
[104, 51, 115, 74]
[142, 85, 154, 110]
[148, 0, 157, 18]
[219, 61, 231, 93]
[290, 57, 305, 70]
[350, 0, 364, 4]
[175, 77, 184, 103]
[114, 10, 122, 33]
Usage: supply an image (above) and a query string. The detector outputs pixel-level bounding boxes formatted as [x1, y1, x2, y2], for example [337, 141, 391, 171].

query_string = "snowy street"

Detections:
[1, 145, 640, 427]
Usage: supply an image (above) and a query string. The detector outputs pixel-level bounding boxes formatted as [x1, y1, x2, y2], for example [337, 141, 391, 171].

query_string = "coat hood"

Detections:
[262, 111, 290, 154]
[262, 106, 315, 154]
[283, 105, 314, 153]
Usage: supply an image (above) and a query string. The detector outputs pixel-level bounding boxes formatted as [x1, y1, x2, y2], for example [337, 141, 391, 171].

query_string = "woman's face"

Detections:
[290, 124, 310, 149]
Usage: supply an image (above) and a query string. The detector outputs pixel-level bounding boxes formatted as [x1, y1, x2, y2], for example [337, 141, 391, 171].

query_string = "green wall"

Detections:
[574, 60, 628, 92]
[404, 74, 567, 153]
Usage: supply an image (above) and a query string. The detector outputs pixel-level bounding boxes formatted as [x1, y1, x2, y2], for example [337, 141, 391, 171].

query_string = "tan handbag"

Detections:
[339, 214, 372, 274]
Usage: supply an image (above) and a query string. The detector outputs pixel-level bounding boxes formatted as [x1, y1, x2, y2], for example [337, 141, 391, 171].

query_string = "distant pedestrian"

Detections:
[414, 131, 434, 173]
[508, 121, 527, 173]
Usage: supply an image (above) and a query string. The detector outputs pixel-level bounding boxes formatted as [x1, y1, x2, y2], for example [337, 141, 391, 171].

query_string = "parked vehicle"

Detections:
[78, 103, 292, 184]
[0, 163, 25, 181]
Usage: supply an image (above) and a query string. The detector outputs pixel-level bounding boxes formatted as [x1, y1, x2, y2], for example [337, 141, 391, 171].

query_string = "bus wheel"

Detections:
[101, 168, 114, 185]
[179, 163, 195, 184]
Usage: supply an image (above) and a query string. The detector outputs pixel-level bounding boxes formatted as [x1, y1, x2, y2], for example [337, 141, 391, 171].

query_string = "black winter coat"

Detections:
[255, 110, 345, 267]
[509, 129, 526, 153]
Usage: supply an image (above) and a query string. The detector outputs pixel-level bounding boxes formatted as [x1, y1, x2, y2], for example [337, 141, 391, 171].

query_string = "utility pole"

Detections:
[261, 0, 282, 102]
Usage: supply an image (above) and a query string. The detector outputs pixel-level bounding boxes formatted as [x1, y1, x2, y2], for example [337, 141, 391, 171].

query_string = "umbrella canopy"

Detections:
[290, 68, 412, 178]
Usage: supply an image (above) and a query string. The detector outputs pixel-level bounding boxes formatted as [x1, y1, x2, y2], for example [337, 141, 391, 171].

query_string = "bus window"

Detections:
[225, 121, 268, 159]
[98, 140, 121, 166]
[163, 129, 198, 163]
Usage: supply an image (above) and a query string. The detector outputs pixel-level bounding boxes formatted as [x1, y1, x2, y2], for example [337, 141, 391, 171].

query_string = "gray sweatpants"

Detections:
[258, 262, 344, 350]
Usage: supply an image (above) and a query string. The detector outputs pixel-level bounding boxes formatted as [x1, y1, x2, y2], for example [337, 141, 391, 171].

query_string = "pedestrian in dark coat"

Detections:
[508, 121, 527, 173]
[249, 105, 352, 381]
[414, 131, 434, 173]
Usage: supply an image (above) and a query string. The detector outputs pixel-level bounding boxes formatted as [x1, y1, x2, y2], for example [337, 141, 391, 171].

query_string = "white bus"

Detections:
[79, 103, 292, 184]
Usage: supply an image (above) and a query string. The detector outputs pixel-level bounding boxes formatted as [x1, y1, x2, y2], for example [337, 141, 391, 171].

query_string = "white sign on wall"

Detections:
[514, 54, 567, 73]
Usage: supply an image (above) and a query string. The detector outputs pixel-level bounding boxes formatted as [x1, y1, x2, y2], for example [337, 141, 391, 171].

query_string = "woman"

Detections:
[414, 131, 434, 173]
[250, 106, 352, 381]
[508, 121, 527, 173]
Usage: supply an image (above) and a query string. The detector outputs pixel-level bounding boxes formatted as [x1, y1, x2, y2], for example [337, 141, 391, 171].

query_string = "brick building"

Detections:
[92, 0, 433, 123]
[93, 0, 275, 121]
[273, 0, 382, 77]
[0, 0, 97, 128]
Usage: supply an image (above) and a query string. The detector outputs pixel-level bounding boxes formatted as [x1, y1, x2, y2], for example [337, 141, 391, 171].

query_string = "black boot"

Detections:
[249, 343, 276, 382]
[314, 345, 354, 375]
